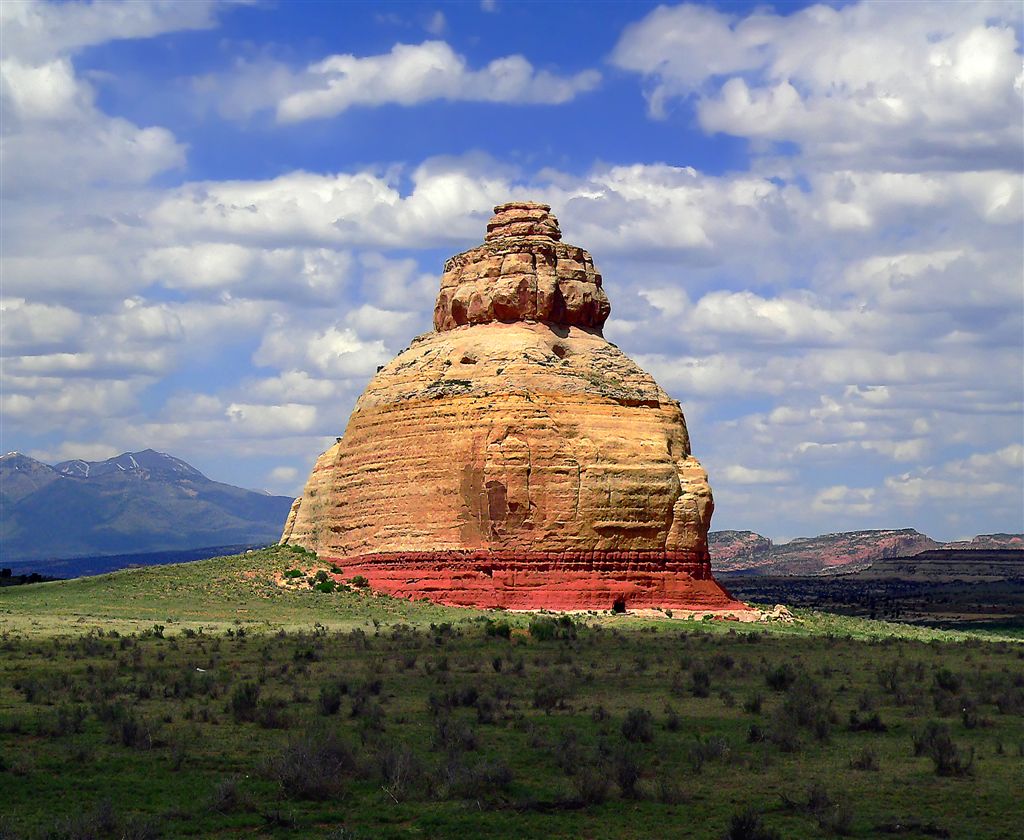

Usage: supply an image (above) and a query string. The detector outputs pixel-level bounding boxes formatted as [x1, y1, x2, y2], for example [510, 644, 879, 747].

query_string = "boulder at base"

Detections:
[282, 202, 749, 614]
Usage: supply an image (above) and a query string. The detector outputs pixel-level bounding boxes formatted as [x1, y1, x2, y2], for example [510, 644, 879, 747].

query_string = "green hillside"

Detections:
[0, 546, 468, 637]
[1, 547, 1022, 838]
[1, 544, 1019, 643]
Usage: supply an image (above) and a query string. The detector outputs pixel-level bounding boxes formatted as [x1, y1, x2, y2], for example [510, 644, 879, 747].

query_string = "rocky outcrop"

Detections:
[283, 202, 747, 613]
[943, 534, 1024, 551]
[433, 202, 610, 332]
[709, 531, 774, 573]
[709, 528, 1023, 576]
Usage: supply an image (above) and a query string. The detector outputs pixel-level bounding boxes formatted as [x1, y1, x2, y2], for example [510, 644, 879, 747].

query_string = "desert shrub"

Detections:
[959, 696, 989, 729]
[210, 776, 254, 814]
[453, 685, 478, 707]
[786, 783, 854, 836]
[621, 708, 655, 743]
[314, 570, 329, 583]
[691, 667, 712, 697]
[532, 672, 574, 713]
[994, 682, 1024, 715]
[552, 729, 583, 776]
[723, 808, 780, 840]
[230, 682, 260, 722]
[773, 677, 834, 743]
[664, 706, 681, 732]
[933, 668, 962, 693]
[849, 747, 880, 771]
[572, 760, 611, 804]
[689, 735, 731, 772]
[350, 575, 370, 589]
[877, 661, 927, 708]
[765, 663, 797, 691]
[45, 800, 121, 840]
[50, 704, 87, 736]
[437, 756, 513, 801]
[614, 745, 642, 798]
[377, 743, 424, 800]
[432, 716, 477, 753]
[257, 698, 290, 729]
[712, 653, 735, 671]
[913, 721, 974, 776]
[528, 616, 577, 641]
[283, 569, 303, 579]
[484, 620, 512, 639]
[848, 710, 887, 732]
[262, 732, 355, 800]
[314, 581, 336, 593]
[743, 693, 764, 714]
[474, 694, 497, 725]
[655, 772, 686, 804]
[318, 683, 343, 716]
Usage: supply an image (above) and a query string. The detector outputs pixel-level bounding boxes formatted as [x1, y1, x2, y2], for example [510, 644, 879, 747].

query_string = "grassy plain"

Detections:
[1, 547, 1022, 839]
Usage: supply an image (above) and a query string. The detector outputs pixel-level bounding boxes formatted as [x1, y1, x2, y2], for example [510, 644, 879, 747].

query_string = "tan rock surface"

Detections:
[283, 202, 747, 612]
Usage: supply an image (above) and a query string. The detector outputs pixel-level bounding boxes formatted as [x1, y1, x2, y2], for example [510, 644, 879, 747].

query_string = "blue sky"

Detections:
[2, 0, 1022, 541]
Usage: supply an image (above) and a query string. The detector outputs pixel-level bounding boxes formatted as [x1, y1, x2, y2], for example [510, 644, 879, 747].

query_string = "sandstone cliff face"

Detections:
[713, 528, 943, 576]
[283, 202, 745, 612]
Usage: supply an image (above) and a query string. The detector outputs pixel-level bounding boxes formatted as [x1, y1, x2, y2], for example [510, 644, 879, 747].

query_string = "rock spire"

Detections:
[433, 201, 610, 332]
[281, 202, 748, 614]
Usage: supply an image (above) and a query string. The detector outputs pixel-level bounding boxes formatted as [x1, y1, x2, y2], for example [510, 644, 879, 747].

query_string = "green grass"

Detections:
[0, 546, 471, 638]
[1, 546, 1022, 839]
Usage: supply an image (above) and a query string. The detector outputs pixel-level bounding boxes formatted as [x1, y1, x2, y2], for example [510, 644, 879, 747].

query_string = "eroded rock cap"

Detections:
[434, 201, 611, 332]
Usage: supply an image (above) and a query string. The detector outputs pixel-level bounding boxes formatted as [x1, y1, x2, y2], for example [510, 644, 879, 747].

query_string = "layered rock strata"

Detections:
[282, 202, 747, 613]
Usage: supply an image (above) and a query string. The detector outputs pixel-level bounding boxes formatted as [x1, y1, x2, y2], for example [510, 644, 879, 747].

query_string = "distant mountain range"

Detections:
[711, 528, 1023, 576]
[2, 448, 1020, 581]
[1, 449, 294, 569]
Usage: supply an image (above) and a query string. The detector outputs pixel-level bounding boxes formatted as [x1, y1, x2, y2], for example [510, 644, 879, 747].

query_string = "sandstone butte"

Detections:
[281, 201, 751, 615]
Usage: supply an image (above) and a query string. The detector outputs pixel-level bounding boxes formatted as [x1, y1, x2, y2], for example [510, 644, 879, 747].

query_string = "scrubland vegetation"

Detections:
[0, 547, 1021, 838]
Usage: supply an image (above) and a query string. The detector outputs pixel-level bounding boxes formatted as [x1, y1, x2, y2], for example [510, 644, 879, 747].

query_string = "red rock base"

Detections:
[326, 550, 750, 612]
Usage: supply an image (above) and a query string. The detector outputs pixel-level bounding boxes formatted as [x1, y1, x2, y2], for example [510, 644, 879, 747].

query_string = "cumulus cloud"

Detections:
[0, 56, 185, 193]
[254, 319, 391, 378]
[2, 2, 1020, 541]
[226, 403, 319, 437]
[28, 441, 120, 464]
[276, 41, 600, 122]
[0, 0, 232, 195]
[611, 1, 1023, 169]
[199, 41, 601, 122]
[139, 244, 353, 304]
[0, 0, 224, 64]
[718, 465, 794, 485]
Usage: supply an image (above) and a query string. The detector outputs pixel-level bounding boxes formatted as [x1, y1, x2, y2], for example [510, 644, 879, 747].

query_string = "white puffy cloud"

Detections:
[611, 1, 1023, 169]
[275, 41, 600, 122]
[139, 244, 353, 303]
[2, 2, 1020, 542]
[0, 0, 224, 64]
[28, 441, 120, 463]
[1, 378, 144, 423]
[147, 156, 522, 248]
[0, 0, 222, 195]
[254, 319, 390, 379]
[1, 56, 184, 193]
[226, 403, 319, 437]
[719, 465, 794, 485]
[0, 298, 83, 352]
[812, 485, 877, 516]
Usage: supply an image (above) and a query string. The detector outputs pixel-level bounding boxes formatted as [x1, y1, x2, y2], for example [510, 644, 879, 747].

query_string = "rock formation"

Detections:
[282, 202, 747, 613]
